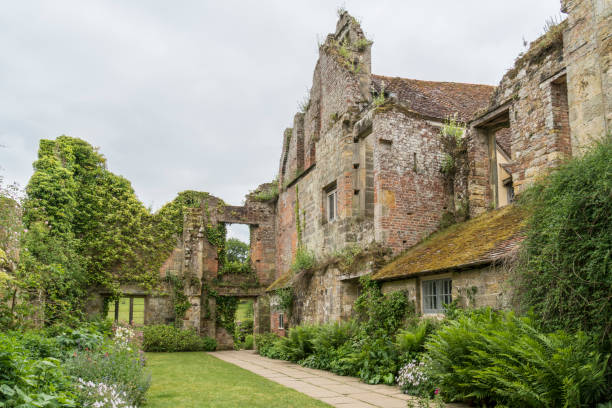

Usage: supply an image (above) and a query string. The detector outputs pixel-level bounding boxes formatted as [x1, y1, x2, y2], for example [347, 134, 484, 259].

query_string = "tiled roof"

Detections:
[372, 75, 495, 122]
[266, 271, 293, 292]
[372, 205, 527, 281]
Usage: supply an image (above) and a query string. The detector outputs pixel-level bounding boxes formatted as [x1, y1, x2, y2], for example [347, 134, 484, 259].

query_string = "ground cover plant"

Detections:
[145, 352, 330, 408]
[0, 320, 150, 408]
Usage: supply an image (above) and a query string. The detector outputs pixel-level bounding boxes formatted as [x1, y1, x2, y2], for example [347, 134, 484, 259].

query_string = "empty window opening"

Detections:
[107, 296, 144, 325]
[551, 75, 571, 156]
[234, 298, 254, 348]
[223, 224, 252, 274]
[422, 279, 452, 314]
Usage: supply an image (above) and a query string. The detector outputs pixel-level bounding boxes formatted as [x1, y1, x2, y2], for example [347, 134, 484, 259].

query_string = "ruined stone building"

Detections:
[89, 0, 610, 348]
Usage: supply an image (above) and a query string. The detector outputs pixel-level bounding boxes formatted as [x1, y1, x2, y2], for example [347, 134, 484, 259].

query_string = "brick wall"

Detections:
[372, 109, 446, 252]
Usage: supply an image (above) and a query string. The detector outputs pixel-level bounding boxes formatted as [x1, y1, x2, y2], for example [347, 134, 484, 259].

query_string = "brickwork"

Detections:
[372, 109, 447, 252]
[86, 2, 610, 338]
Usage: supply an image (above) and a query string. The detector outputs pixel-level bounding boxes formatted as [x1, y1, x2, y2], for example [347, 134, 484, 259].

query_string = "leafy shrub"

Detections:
[255, 333, 284, 359]
[65, 343, 150, 406]
[142, 325, 216, 352]
[243, 335, 254, 350]
[352, 333, 399, 385]
[290, 247, 316, 273]
[396, 319, 439, 361]
[397, 359, 434, 397]
[425, 308, 609, 406]
[0, 332, 76, 407]
[354, 276, 413, 334]
[301, 320, 358, 370]
[278, 325, 317, 362]
[19, 330, 64, 360]
[516, 136, 612, 347]
[235, 318, 254, 343]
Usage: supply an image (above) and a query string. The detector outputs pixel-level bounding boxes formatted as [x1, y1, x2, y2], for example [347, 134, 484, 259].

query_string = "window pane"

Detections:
[423, 279, 452, 313]
[328, 192, 335, 221]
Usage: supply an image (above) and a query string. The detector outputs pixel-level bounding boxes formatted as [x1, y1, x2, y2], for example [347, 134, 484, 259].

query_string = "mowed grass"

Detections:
[235, 299, 253, 321]
[145, 352, 330, 408]
[107, 297, 144, 324]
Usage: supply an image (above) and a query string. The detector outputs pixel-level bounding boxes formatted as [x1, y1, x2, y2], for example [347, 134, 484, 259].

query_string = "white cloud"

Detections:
[0, 0, 562, 207]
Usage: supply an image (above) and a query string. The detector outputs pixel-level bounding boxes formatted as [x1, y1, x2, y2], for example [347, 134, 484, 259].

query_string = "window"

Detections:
[505, 180, 515, 204]
[327, 189, 337, 222]
[422, 279, 452, 314]
[106, 296, 145, 325]
[278, 313, 284, 330]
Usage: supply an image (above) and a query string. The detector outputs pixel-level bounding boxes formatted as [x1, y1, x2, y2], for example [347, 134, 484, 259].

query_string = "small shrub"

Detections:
[290, 247, 316, 273]
[278, 325, 318, 362]
[65, 343, 150, 406]
[142, 325, 216, 352]
[255, 332, 283, 358]
[397, 359, 434, 397]
[235, 318, 253, 343]
[244, 334, 254, 350]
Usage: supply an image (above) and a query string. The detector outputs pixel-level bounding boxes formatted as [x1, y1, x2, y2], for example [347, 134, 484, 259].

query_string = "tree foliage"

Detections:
[515, 136, 612, 347]
[225, 238, 249, 263]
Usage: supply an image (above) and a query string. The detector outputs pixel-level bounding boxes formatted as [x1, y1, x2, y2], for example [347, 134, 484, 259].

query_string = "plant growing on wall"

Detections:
[439, 114, 469, 227]
[273, 287, 294, 313]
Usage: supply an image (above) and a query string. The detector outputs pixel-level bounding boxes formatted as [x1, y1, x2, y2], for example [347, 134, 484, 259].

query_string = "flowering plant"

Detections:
[77, 378, 136, 408]
[396, 359, 435, 397]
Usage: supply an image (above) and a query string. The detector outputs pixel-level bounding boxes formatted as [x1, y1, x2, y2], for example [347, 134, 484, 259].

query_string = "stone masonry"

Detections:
[90, 0, 611, 342]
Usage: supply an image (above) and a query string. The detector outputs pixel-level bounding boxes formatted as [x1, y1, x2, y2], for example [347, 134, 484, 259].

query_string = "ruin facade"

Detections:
[89, 0, 610, 347]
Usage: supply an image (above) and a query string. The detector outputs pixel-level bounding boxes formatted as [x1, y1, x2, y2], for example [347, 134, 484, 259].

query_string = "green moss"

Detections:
[373, 205, 527, 280]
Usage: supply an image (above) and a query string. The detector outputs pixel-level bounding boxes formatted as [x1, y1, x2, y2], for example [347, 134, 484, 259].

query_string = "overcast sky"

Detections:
[1, 1, 562, 242]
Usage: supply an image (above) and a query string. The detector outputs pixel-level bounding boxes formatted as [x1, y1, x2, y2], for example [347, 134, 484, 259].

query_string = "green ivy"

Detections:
[274, 287, 293, 312]
[215, 296, 238, 336]
[20, 136, 210, 325]
[164, 273, 191, 322]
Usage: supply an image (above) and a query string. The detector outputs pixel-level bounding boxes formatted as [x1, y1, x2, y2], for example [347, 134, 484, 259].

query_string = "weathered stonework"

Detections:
[88, 1, 610, 339]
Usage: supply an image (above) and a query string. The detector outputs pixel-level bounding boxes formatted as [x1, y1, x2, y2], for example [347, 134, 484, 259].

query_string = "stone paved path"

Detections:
[210, 350, 466, 408]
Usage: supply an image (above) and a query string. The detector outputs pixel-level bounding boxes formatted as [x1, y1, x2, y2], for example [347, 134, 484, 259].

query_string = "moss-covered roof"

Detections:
[266, 271, 293, 292]
[372, 205, 527, 281]
[372, 75, 495, 122]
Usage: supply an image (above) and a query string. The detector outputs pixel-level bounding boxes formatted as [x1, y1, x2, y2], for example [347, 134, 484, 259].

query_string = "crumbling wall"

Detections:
[372, 108, 447, 252]
[562, 0, 611, 152]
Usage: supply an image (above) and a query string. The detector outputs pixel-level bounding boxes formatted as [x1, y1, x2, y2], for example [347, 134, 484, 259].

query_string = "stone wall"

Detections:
[291, 265, 359, 326]
[562, 0, 611, 152]
[372, 108, 447, 252]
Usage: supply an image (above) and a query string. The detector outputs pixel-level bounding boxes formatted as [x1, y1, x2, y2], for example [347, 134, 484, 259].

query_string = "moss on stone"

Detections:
[373, 205, 528, 280]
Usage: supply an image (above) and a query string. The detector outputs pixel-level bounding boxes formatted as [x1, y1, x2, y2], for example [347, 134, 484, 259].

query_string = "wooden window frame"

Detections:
[422, 278, 452, 314]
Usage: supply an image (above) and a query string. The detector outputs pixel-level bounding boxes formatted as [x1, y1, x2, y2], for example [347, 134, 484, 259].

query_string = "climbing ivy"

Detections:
[273, 287, 293, 312]
[19, 136, 211, 325]
[215, 295, 238, 335]
[164, 273, 191, 322]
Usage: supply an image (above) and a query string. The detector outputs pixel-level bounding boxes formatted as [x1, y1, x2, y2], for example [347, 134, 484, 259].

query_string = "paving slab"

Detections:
[209, 350, 466, 408]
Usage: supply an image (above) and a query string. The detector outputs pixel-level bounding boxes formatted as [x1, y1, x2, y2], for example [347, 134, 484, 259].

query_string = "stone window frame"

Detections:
[107, 295, 146, 325]
[278, 313, 284, 330]
[422, 277, 452, 314]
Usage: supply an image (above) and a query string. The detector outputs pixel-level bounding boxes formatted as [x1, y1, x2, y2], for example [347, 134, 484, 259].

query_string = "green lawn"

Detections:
[107, 297, 144, 324]
[235, 299, 253, 321]
[144, 352, 330, 408]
